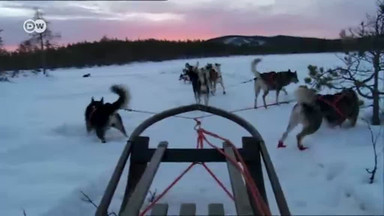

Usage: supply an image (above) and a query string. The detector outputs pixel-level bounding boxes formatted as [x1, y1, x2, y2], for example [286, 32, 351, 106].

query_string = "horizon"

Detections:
[0, 0, 378, 51]
[1, 34, 342, 52]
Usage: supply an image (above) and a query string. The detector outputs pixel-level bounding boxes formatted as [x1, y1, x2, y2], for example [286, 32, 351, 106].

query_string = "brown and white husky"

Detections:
[251, 58, 299, 108]
[278, 86, 359, 150]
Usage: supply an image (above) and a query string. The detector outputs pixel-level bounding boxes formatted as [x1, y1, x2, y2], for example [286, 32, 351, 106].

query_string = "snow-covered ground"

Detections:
[0, 53, 383, 216]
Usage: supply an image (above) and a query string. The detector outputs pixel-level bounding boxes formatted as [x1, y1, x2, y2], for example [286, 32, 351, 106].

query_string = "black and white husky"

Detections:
[185, 62, 211, 105]
[278, 86, 359, 150]
[251, 58, 299, 108]
[85, 84, 130, 143]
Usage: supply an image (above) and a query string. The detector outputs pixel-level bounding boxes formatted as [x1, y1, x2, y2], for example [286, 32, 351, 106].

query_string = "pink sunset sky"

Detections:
[0, 0, 378, 50]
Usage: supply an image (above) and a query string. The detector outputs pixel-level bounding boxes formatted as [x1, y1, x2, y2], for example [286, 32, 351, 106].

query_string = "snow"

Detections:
[0, 53, 383, 216]
[223, 37, 266, 46]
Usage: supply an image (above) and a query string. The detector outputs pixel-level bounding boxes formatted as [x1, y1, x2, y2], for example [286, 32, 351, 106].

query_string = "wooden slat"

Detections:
[96, 140, 133, 216]
[208, 203, 225, 216]
[179, 203, 196, 216]
[224, 142, 254, 216]
[120, 136, 149, 214]
[242, 137, 269, 211]
[150, 203, 168, 216]
[120, 141, 168, 216]
[131, 148, 255, 163]
[258, 139, 291, 215]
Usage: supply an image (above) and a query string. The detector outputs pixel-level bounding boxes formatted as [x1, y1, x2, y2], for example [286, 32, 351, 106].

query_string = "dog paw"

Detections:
[298, 145, 308, 151]
[277, 141, 287, 148]
[223, 91, 226, 95]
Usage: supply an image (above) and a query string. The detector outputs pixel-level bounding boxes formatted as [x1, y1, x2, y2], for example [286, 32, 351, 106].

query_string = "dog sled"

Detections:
[95, 104, 290, 216]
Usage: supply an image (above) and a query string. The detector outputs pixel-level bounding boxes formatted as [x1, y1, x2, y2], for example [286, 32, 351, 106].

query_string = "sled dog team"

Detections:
[85, 58, 359, 151]
[180, 62, 226, 105]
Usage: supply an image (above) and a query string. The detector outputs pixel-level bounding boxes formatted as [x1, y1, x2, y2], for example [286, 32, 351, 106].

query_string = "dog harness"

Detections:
[261, 72, 277, 87]
[316, 93, 347, 123]
[89, 106, 97, 120]
[209, 69, 220, 81]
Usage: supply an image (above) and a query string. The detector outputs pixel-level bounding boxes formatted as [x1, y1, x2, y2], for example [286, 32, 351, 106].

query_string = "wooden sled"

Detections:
[95, 104, 290, 216]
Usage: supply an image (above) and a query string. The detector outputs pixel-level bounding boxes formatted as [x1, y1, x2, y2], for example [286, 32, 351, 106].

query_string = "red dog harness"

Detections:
[209, 69, 219, 81]
[89, 106, 97, 120]
[317, 93, 347, 123]
[263, 72, 277, 87]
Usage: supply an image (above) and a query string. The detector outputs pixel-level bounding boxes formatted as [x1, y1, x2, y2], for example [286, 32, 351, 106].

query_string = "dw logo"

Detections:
[23, 19, 47, 34]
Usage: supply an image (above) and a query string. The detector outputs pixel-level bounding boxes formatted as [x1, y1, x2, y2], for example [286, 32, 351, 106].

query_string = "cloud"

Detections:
[0, 0, 378, 48]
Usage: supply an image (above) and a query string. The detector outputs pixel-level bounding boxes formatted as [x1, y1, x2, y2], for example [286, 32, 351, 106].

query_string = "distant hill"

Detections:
[0, 35, 378, 71]
[206, 35, 340, 47]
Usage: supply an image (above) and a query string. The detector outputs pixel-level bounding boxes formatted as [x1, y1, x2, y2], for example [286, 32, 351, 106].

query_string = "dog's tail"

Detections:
[294, 86, 317, 104]
[343, 88, 360, 122]
[110, 84, 131, 111]
[251, 58, 262, 78]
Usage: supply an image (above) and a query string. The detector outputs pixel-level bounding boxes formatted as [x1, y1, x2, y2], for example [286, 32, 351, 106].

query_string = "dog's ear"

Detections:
[91, 97, 94, 102]
[288, 69, 291, 72]
[100, 97, 104, 103]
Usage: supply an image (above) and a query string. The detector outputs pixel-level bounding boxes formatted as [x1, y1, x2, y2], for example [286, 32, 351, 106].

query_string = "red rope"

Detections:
[139, 119, 236, 216]
[139, 119, 272, 216]
[201, 163, 235, 201]
[230, 141, 271, 215]
[139, 162, 197, 216]
[199, 129, 271, 215]
[195, 121, 234, 200]
[317, 93, 347, 122]
[196, 120, 272, 215]
[193, 118, 270, 215]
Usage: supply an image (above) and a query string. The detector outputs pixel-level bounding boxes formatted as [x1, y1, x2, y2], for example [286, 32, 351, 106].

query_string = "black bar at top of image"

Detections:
[5, 0, 167, 1]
